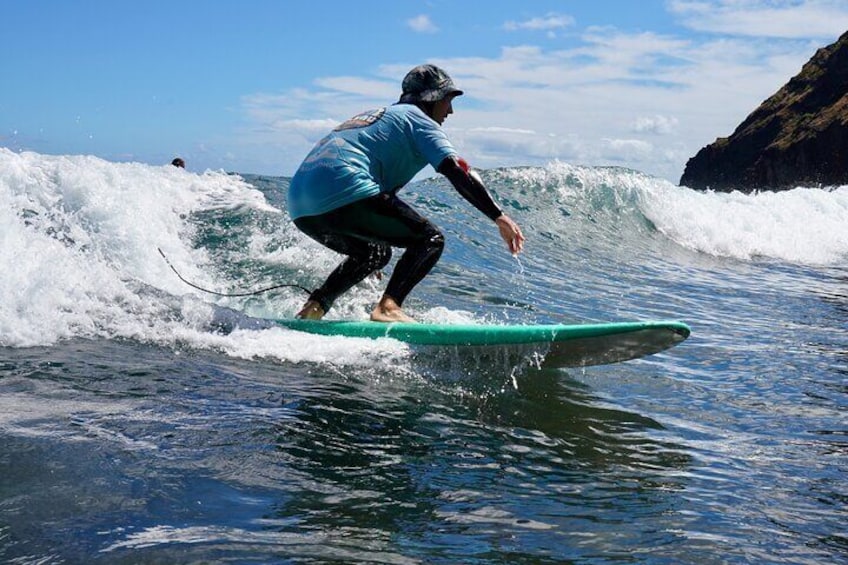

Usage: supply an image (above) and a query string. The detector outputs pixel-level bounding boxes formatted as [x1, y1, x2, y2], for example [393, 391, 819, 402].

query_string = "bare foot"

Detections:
[370, 296, 416, 323]
[370, 307, 416, 323]
[296, 300, 325, 320]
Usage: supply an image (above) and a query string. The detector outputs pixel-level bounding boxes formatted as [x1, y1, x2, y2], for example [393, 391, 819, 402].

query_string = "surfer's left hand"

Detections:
[495, 215, 525, 255]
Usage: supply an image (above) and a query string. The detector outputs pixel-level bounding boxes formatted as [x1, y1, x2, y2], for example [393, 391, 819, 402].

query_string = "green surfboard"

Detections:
[276, 319, 691, 368]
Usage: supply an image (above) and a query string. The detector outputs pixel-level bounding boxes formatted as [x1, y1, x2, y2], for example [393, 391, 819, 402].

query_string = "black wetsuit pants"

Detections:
[293, 192, 445, 313]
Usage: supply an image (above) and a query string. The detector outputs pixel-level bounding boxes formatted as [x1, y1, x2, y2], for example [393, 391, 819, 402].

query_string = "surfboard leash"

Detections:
[157, 248, 313, 298]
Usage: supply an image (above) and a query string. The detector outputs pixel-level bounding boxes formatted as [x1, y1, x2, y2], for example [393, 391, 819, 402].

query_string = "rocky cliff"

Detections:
[680, 31, 848, 192]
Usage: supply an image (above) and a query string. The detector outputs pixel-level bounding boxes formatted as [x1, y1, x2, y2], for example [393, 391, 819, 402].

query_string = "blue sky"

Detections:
[2, 0, 847, 182]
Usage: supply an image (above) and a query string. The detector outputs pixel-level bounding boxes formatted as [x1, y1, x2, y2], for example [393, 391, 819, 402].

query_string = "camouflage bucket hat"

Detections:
[399, 64, 464, 103]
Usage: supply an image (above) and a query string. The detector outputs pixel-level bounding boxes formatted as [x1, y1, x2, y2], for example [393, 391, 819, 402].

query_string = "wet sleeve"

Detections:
[438, 156, 503, 221]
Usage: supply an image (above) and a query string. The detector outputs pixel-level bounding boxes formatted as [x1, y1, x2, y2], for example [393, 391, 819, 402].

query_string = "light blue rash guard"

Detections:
[287, 104, 457, 220]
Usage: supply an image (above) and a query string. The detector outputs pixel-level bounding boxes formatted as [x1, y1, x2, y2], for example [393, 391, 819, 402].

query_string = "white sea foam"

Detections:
[505, 161, 848, 266]
[0, 149, 412, 368]
[643, 182, 848, 266]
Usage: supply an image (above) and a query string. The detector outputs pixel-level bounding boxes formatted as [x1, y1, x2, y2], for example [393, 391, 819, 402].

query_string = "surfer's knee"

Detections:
[424, 227, 445, 254]
[406, 227, 444, 267]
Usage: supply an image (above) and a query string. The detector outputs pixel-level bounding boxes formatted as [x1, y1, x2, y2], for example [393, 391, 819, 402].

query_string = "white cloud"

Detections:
[669, 0, 848, 38]
[504, 13, 576, 34]
[603, 138, 654, 160]
[313, 76, 397, 100]
[467, 126, 538, 135]
[456, 127, 580, 162]
[631, 115, 680, 135]
[407, 14, 439, 33]
[270, 118, 339, 133]
[236, 6, 840, 181]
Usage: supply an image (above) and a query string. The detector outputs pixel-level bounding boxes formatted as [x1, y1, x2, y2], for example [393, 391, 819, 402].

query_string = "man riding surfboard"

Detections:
[287, 64, 525, 322]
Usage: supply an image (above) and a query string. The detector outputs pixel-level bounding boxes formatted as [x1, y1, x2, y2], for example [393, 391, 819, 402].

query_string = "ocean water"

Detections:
[0, 147, 846, 564]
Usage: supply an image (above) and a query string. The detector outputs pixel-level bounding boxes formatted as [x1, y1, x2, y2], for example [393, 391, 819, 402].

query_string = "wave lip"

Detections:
[498, 162, 848, 266]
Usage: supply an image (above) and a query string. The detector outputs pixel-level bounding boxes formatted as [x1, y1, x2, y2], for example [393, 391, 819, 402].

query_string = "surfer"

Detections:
[287, 64, 525, 322]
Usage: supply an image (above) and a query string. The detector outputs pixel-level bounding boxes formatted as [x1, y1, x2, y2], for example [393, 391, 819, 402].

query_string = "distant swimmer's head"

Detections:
[399, 64, 463, 104]
[171, 157, 185, 168]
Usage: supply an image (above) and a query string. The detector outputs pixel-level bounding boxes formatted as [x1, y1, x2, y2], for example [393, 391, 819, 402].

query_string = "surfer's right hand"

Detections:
[495, 215, 525, 255]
